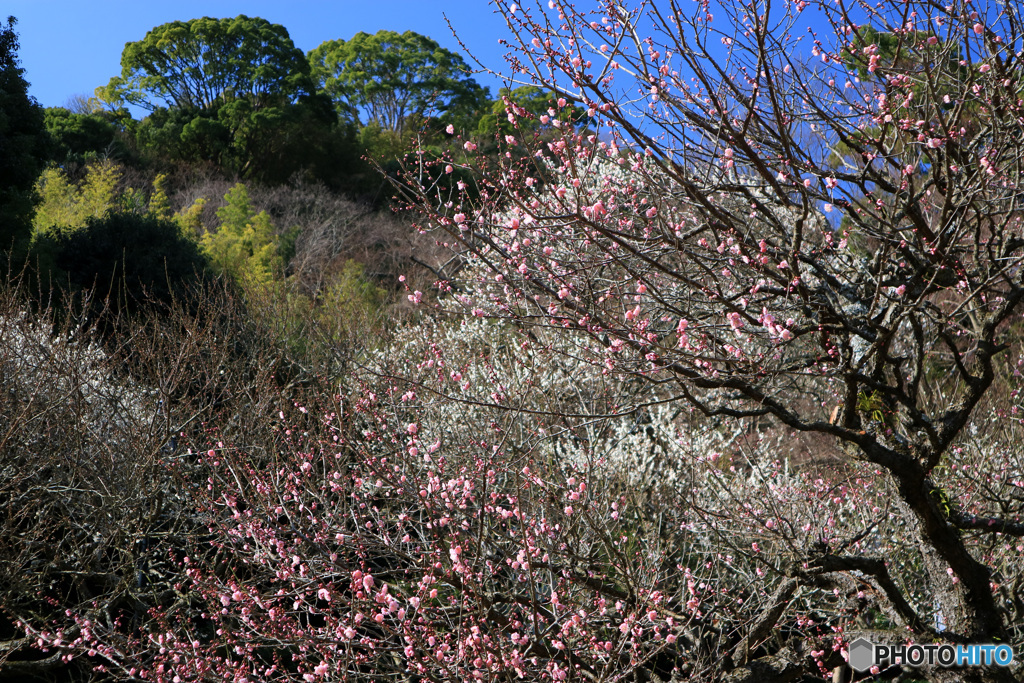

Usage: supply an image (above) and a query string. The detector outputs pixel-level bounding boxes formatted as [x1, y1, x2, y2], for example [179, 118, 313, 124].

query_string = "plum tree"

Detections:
[394, 0, 1024, 680]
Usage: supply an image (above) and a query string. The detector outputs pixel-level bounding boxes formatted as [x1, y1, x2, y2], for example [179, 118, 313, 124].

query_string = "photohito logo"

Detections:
[848, 638, 1014, 672]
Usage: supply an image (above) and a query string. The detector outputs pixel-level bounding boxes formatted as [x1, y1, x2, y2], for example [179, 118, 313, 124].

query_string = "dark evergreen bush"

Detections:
[0, 17, 50, 259]
[50, 212, 211, 325]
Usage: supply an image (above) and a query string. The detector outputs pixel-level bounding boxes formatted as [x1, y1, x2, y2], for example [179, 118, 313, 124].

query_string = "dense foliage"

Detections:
[43, 107, 120, 165]
[309, 30, 490, 135]
[0, 17, 49, 258]
[99, 15, 316, 111]
[47, 211, 210, 321]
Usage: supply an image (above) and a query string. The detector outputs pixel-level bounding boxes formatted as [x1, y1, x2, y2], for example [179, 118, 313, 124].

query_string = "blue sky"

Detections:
[6, 0, 516, 109]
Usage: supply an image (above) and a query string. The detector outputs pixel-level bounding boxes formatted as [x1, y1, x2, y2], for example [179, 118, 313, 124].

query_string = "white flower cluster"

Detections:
[0, 311, 155, 453]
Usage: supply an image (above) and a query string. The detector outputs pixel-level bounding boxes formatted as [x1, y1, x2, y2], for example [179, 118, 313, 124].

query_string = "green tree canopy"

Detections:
[131, 91, 338, 183]
[105, 16, 339, 184]
[99, 15, 315, 111]
[43, 107, 121, 164]
[0, 16, 50, 256]
[308, 30, 489, 134]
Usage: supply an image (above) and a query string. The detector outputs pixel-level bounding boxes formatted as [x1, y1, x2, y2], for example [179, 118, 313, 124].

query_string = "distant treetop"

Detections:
[308, 30, 489, 134]
[98, 15, 314, 112]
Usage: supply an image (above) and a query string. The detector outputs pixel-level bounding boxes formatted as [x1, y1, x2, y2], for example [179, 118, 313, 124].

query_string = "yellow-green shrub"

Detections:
[199, 183, 281, 289]
[32, 161, 122, 236]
